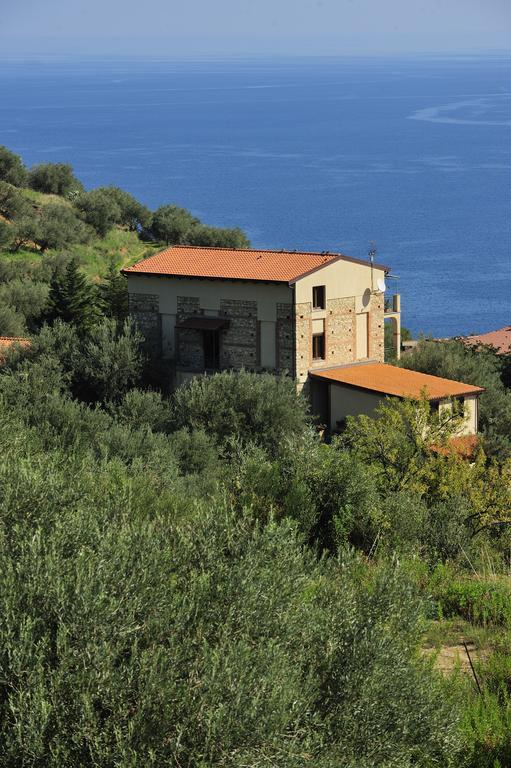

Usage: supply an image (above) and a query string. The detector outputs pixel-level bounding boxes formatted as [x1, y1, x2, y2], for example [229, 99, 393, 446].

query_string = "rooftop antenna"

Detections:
[368, 241, 377, 292]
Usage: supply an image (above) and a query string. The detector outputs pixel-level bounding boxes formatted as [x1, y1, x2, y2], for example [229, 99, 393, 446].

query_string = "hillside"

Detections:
[0, 145, 250, 335]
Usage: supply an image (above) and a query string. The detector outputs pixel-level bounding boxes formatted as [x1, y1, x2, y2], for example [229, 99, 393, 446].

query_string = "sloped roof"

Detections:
[0, 336, 30, 362]
[431, 435, 480, 459]
[310, 362, 484, 401]
[461, 326, 511, 355]
[122, 245, 389, 284]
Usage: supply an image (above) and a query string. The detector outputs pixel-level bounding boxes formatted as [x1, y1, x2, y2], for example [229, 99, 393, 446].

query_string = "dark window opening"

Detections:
[312, 333, 325, 360]
[430, 400, 440, 413]
[203, 329, 220, 370]
[313, 285, 326, 310]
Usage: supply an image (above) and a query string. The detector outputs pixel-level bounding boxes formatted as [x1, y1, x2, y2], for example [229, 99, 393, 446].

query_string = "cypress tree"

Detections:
[98, 261, 129, 324]
[46, 260, 98, 332]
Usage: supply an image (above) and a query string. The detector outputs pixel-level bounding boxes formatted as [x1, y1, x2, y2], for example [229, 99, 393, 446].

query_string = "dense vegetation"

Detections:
[3, 144, 511, 765]
[0, 145, 249, 336]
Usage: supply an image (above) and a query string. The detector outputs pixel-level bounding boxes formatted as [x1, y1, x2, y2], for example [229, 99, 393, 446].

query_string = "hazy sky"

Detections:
[2, 0, 510, 55]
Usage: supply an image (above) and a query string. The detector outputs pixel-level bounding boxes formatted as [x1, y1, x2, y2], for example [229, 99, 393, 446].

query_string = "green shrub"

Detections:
[28, 162, 83, 196]
[0, 415, 462, 765]
[75, 189, 123, 237]
[0, 146, 27, 187]
[0, 302, 26, 337]
[0, 180, 30, 219]
[461, 687, 511, 768]
[430, 566, 511, 627]
[170, 369, 311, 457]
[0, 279, 49, 330]
[35, 203, 91, 251]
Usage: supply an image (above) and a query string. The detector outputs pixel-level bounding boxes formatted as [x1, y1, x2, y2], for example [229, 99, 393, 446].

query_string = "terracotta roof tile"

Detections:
[122, 245, 389, 283]
[461, 326, 511, 355]
[0, 336, 30, 349]
[310, 362, 484, 401]
[0, 336, 30, 362]
[431, 435, 480, 459]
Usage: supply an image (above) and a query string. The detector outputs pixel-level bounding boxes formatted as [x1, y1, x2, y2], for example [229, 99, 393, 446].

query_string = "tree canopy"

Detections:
[151, 204, 199, 245]
[45, 260, 99, 332]
[34, 203, 91, 252]
[0, 146, 27, 187]
[75, 189, 122, 237]
[28, 162, 84, 196]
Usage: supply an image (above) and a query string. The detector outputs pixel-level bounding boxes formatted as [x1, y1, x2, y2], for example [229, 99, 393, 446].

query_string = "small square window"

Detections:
[313, 285, 326, 310]
[312, 333, 325, 360]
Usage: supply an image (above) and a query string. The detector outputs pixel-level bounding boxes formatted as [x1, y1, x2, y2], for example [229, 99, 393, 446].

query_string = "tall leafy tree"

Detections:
[10, 215, 41, 252]
[186, 223, 250, 248]
[28, 162, 84, 196]
[34, 203, 91, 252]
[0, 146, 27, 187]
[151, 204, 198, 244]
[0, 181, 31, 219]
[75, 189, 122, 237]
[96, 186, 152, 231]
[45, 260, 99, 332]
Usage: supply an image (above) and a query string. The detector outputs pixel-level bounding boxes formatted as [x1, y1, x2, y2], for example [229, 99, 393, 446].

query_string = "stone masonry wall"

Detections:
[368, 293, 385, 362]
[294, 296, 357, 385]
[294, 301, 311, 383]
[277, 303, 294, 374]
[129, 292, 161, 357]
[176, 296, 203, 370]
[326, 297, 356, 365]
[177, 296, 201, 320]
[219, 299, 258, 369]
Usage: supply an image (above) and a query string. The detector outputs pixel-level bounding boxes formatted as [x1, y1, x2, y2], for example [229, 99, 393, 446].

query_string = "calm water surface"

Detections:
[1, 54, 510, 337]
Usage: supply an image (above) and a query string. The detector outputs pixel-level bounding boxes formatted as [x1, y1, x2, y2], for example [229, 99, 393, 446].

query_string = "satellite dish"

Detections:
[376, 277, 386, 293]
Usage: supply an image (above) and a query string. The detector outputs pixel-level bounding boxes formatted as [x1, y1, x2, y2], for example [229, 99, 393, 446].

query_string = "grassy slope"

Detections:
[0, 187, 161, 279]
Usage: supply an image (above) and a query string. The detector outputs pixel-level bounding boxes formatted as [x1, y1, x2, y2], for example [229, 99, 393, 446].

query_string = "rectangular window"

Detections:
[312, 333, 325, 360]
[313, 285, 326, 310]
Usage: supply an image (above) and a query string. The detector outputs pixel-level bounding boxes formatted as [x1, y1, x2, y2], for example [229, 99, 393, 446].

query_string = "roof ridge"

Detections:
[166, 244, 339, 257]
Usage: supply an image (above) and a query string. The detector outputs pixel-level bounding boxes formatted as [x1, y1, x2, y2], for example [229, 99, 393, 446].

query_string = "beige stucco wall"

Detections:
[127, 275, 293, 362]
[293, 259, 387, 382]
[329, 384, 384, 430]
[294, 258, 386, 304]
[328, 383, 479, 435]
[439, 394, 478, 436]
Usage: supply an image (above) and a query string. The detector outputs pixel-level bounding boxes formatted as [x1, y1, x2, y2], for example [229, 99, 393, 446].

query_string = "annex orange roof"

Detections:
[461, 326, 511, 355]
[122, 245, 389, 284]
[431, 435, 480, 459]
[310, 362, 484, 401]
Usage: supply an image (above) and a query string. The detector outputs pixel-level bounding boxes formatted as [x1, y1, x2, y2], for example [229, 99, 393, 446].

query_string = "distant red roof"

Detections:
[0, 336, 30, 362]
[310, 362, 484, 401]
[122, 245, 389, 284]
[431, 435, 480, 459]
[461, 326, 511, 355]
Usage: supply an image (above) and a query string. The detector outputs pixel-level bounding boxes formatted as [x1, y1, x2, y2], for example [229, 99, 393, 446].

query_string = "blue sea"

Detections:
[1, 54, 511, 337]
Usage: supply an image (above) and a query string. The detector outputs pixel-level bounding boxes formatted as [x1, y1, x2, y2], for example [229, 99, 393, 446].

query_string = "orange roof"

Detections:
[122, 245, 389, 284]
[431, 435, 480, 459]
[462, 326, 511, 355]
[0, 336, 30, 362]
[310, 362, 484, 401]
[0, 336, 30, 349]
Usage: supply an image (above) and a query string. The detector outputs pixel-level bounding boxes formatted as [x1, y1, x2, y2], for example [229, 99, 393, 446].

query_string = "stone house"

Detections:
[122, 244, 482, 436]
